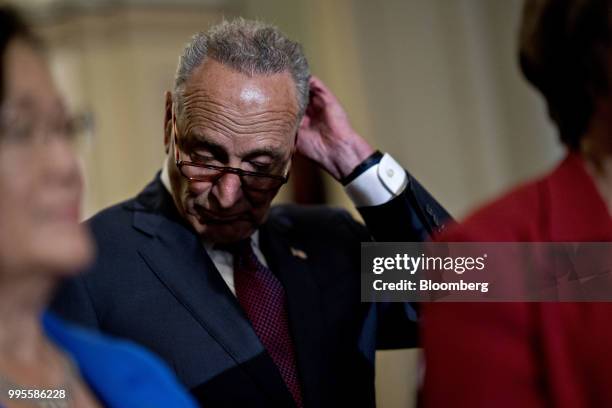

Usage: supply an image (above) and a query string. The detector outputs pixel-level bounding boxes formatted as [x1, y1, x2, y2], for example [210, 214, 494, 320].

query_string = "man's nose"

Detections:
[212, 172, 243, 209]
[40, 137, 82, 189]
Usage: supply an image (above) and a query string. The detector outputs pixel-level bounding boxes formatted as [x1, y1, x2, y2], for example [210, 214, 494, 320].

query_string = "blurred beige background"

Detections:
[14, 0, 564, 406]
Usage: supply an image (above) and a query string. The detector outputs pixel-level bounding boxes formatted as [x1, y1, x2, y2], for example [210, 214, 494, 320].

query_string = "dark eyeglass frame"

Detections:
[172, 117, 290, 192]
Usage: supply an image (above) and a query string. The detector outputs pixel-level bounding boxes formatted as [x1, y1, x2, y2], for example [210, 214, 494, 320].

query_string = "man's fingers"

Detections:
[310, 76, 348, 117]
[309, 76, 333, 101]
[299, 114, 311, 129]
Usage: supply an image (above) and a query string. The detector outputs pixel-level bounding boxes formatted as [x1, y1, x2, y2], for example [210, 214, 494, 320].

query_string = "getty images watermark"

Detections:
[361, 243, 612, 302]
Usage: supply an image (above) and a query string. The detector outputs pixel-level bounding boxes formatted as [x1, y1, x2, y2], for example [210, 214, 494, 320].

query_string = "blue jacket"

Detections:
[41, 312, 197, 408]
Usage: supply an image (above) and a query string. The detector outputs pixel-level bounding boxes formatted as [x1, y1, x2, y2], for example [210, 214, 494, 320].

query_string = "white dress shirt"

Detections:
[160, 153, 406, 296]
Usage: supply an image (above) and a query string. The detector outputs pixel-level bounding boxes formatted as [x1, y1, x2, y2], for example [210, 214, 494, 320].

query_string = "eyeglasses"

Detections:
[172, 119, 290, 192]
[0, 107, 93, 149]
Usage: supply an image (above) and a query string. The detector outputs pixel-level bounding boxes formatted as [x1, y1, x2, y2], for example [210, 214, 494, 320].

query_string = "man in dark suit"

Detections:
[52, 19, 449, 407]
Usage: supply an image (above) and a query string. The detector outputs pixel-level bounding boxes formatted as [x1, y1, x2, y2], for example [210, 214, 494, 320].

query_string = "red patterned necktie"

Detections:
[227, 239, 303, 407]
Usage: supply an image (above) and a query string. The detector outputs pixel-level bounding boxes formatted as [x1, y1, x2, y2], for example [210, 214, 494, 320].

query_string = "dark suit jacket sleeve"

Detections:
[339, 169, 453, 349]
[51, 273, 101, 330]
[357, 169, 452, 242]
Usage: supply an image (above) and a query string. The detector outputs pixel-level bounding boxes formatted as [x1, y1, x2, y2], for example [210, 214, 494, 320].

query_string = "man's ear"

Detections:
[164, 91, 173, 154]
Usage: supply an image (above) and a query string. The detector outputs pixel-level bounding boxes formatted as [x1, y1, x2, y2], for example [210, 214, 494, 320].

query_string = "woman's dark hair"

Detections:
[519, 0, 611, 150]
[0, 5, 39, 104]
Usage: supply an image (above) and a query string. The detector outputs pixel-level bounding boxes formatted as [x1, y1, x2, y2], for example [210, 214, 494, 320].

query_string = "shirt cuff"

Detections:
[344, 153, 408, 207]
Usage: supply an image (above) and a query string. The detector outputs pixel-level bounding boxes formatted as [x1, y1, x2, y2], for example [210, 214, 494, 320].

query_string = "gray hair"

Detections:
[174, 18, 310, 118]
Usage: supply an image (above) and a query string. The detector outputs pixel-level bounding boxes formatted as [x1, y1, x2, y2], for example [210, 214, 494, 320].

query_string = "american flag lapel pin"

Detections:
[290, 247, 308, 260]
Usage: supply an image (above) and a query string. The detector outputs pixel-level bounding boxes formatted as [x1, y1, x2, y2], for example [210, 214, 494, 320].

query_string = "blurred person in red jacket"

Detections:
[421, 0, 612, 407]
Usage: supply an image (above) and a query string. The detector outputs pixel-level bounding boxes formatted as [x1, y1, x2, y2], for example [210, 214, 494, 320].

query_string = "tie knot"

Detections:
[215, 238, 258, 274]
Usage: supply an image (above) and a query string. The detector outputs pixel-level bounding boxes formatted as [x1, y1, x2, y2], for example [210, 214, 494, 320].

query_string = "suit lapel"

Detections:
[130, 177, 295, 406]
[260, 216, 325, 408]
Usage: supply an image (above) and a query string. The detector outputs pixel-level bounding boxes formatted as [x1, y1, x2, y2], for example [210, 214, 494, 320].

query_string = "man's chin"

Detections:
[190, 217, 256, 244]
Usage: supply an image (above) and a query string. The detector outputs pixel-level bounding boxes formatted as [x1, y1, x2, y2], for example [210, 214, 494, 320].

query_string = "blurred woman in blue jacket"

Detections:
[0, 6, 196, 408]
